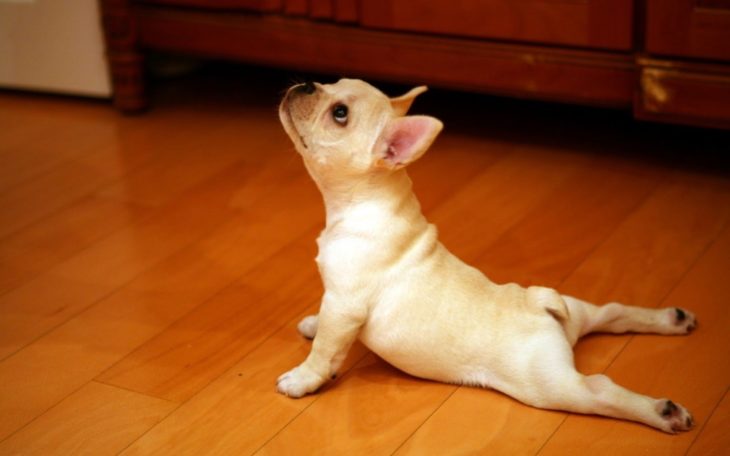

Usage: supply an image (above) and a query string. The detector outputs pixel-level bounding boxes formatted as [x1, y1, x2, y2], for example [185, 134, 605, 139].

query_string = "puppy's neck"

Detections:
[312, 169, 418, 229]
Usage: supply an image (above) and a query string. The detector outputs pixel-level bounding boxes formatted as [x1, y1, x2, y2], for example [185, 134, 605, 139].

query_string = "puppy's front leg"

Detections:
[277, 295, 365, 398]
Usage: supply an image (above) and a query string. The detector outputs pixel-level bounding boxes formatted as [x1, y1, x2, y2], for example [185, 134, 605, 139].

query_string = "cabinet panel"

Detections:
[360, 0, 633, 51]
[646, 0, 730, 61]
[283, 0, 308, 15]
[134, 0, 282, 11]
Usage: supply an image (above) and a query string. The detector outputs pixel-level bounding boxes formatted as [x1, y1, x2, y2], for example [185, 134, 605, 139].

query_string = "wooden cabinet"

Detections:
[99, 0, 730, 129]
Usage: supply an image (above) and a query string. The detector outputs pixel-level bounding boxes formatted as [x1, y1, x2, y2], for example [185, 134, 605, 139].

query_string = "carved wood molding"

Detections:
[99, 0, 147, 112]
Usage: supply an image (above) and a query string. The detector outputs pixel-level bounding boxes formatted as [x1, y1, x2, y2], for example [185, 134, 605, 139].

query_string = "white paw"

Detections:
[666, 307, 697, 334]
[277, 364, 325, 398]
[297, 315, 318, 339]
[655, 399, 694, 433]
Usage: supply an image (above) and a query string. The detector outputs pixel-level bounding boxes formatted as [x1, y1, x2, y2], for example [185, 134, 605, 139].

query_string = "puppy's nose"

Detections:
[295, 81, 316, 95]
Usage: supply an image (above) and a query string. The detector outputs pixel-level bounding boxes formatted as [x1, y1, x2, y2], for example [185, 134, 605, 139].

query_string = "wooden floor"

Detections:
[1, 65, 729, 455]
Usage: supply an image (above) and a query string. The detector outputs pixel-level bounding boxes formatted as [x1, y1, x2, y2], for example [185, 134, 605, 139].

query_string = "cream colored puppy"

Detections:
[277, 79, 697, 433]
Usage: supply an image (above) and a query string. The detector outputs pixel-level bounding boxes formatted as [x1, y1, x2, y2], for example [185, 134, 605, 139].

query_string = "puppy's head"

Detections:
[279, 79, 442, 180]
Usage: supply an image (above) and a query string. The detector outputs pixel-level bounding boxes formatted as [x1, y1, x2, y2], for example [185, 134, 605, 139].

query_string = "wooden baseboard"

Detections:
[635, 57, 730, 129]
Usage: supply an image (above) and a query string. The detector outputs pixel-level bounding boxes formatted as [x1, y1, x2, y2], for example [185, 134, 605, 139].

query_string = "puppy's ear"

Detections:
[390, 86, 428, 117]
[376, 115, 443, 169]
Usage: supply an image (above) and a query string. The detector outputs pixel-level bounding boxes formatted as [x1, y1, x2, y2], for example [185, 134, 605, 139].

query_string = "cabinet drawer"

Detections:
[361, 0, 634, 51]
[134, 0, 282, 11]
[645, 0, 730, 61]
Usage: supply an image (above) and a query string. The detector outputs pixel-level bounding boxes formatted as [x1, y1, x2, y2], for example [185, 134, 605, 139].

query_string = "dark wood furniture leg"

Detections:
[99, 0, 147, 113]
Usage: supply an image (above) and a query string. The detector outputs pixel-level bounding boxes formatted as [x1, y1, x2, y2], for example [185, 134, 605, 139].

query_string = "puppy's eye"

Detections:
[332, 104, 348, 125]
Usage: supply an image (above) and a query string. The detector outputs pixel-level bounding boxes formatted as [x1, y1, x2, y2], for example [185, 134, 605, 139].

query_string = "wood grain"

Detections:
[687, 388, 730, 456]
[0, 164, 323, 440]
[0, 197, 151, 295]
[119, 313, 371, 455]
[0, 381, 176, 455]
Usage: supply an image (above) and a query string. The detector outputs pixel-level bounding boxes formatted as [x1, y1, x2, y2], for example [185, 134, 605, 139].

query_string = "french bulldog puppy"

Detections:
[277, 79, 697, 433]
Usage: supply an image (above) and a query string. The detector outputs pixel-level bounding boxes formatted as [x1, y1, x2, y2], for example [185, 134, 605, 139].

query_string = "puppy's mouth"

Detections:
[284, 104, 308, 150]
[280, 82, 323, 151]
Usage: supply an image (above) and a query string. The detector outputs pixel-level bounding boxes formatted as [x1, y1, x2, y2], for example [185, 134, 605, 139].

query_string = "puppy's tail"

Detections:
[527, 286, 570, 321]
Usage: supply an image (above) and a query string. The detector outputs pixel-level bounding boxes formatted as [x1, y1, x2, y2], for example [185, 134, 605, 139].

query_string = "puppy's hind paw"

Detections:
[670, 308, 697, 334]
[656, 399, 694, 433]
[277, 364, 325, 398]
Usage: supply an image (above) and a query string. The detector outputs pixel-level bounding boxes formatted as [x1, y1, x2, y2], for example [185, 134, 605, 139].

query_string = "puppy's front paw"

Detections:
[277, 364, 325, 398]
[297, 315, 318, 339]
[656, 399, 694, 433]
[669, 307, 697, 334]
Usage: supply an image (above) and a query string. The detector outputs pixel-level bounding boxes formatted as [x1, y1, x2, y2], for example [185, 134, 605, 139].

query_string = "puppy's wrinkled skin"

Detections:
[277, 79, 697, 433]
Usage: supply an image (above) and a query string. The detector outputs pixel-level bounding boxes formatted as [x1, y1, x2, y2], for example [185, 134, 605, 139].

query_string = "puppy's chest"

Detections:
[316, 234, 378, 275]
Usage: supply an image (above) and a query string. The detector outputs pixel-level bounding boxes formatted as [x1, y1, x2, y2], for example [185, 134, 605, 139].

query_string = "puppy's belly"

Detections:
[358, 309, 516, 389]
[358, 283, 516, 387]
[357, 253, 565, 390]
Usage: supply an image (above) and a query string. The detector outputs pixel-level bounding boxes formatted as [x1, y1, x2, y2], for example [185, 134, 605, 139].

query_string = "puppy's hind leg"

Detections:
[562, 295, 697, 345]
[516, 337, 694, 433]
[535, 370, 695, 433]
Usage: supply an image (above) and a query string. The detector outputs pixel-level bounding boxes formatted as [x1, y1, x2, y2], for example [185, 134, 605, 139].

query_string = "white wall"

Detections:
[0, 0, 111, 97]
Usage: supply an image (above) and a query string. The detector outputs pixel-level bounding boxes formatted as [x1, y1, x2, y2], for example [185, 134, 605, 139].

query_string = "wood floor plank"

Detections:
[259, 354, 456, 456]
[472, 161, 659, 285]
[565, 179, 730, 375]
[0, 162, 253, 361]
[0, 164, 324, 441]
[0, 145, 130, 239]
[0, 98, 118, 193]
[118, 310, 371, 456]
[0, 381, 176, 455]
[395, 178, 730, 455]
[0, 197, 151, 295]
[92, 117, 272, 208]
[537, 224, 730, 454]
[97, 229, 322, 403]
[427, 148, 584, 265]
[0, 94, 243, 240]
[687, 388, 730, 456]
[397, 385, 565, 456]
[409, 133, 510, 214]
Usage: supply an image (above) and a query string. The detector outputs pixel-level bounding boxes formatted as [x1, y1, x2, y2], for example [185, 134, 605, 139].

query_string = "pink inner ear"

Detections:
[385, 118, 431, 164]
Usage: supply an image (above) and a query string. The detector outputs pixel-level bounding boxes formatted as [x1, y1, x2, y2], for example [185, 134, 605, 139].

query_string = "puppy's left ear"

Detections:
[390, 86, 428, 117]
[376, 115, 443, 169]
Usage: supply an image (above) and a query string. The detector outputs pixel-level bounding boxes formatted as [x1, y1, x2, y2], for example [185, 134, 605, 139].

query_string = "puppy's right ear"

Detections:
[390, 86, 428, 117]
[376, 115, 443, 170]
